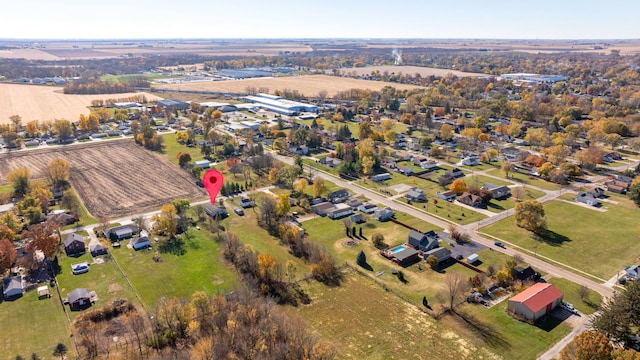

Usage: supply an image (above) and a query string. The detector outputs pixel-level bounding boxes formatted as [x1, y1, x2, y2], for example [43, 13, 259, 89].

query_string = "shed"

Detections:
[193, 160, 211, 169]
[467, 253, 479, 264]
[507, 283, 563, 321]
[89, 242, 108, 257]
[371, 173, 391, 182]
[37, 286, 50, 299]
[67, 288, 92, 310]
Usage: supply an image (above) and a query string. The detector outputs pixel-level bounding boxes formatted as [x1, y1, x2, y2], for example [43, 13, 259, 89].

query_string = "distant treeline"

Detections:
[63, 76, 150, 94]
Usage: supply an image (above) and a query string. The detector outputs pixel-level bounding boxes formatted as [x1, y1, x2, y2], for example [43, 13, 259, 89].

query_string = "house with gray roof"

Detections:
[405, 188, 427, 202]
[423, 247, 452, 265]
[3, 276, 23, 299]
[576, 192, 599, 207]
[483, 183, 511, 200]
[66, 288, 92, 310]
[408, 230, 439, 252]
[64, 233, 86, 256]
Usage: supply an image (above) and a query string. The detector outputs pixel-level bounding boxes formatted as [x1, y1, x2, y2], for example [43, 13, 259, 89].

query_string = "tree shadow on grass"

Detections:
[159, 238, 186, 256]
[534, 229, 572, 247]
[451, 310, 512, 350]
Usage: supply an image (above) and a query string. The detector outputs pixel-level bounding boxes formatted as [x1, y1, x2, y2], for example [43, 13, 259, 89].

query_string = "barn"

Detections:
[507, 283, 563, 321]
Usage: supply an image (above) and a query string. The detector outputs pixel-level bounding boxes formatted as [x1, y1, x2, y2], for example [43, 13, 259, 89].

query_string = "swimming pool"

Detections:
[390, 245, 406, 254]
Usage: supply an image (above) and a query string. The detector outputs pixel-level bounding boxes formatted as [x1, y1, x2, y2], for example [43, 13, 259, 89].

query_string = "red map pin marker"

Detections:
[203, 169, 224, 204]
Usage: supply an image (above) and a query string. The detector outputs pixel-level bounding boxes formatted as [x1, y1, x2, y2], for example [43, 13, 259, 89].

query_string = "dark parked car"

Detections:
[494, 242, 506, 249]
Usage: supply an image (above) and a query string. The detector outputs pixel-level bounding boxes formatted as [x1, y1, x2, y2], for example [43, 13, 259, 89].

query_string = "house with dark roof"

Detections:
[204, 204, 228, 219]
[423, 247, 452, 265]
[358, 203, 378, 214]
[89, 242, 108, 257]
[502, 146, 522, 161]
[63, 233, 86, 256]
[311, 201, 335, 216]
[327, 189, 350, 203]
[319, 157, 342, 168]
[393, 248, 420, 266]
[603, 152, 622, 163]
[408, 230, 439, 252]
[507, 283, 563, 321]
[483, 183, 511, 200]
[603, 180, 628, 194]
[513, 265, 539, 282]
[588, 187, 606, 198]
[457, 192, 483, 208]
[66, 288, 92, 310]
[346, 197, 363, 209]
[575, 192, 599, 207]
[405, 188, 427, 202]
[3, 276, 23, 299]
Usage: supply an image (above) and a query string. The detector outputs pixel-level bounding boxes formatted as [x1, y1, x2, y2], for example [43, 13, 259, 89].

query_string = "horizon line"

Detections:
[1, 37, 639, 41]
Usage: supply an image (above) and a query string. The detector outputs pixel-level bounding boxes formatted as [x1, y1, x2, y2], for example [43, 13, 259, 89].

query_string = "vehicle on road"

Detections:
[494, 241, 506, 248]
[234, 207, 245, 216]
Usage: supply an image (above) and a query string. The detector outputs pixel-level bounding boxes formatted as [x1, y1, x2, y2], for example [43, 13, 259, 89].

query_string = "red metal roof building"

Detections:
[507, 283, 563, 321]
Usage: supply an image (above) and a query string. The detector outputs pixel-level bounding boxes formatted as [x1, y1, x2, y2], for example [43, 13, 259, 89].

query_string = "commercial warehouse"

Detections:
[241, 93, 318, 115]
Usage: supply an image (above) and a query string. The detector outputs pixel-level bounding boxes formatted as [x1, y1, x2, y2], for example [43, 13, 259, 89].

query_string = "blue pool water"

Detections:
[390, 245, 405, 253]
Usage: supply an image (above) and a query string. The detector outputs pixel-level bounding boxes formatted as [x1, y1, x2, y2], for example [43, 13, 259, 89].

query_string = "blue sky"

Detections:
[3, 0, 639, 39]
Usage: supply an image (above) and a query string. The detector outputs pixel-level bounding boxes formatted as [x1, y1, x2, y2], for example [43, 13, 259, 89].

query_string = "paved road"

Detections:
[538, 313, 595, 360]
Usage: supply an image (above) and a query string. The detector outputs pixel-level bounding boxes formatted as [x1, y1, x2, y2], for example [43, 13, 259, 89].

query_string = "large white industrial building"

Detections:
[241, 93, 318, 115]
[500, 73, 567, 85]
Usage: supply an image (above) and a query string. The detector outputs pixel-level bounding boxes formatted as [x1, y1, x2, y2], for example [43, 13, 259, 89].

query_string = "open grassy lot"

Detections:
[547, 277, 602, 315]
[294, 271, 499, 360]
[0, 288, 72, 360]
[444, 301, 572, 360]
[486, 169, 562, 191]
[482, 196, 640, 280]
[110, 227, 238, 307]
[55, 252, 140, 320]
[161, 132, 208, 166]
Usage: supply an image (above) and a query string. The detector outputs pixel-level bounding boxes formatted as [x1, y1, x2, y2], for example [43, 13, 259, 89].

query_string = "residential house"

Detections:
[327, 189, 350, 203]
[204, 204, 229, 219]
[66, 288, 92, 310]
[507, 283, 563, 321]
[575, 192, 599, 207]
[437, 190, 457, 202]
[89, 242, 108, 257]
[350, 213, 365, 224]
[501, 146, 522, 161]
[514, 265, 539, 282]
[603, 152, 622, 163]
[483, 183, 511, 200]
[391, 151, 411, 161]
[397, 165, 413, 175]
[346, 197, 363, 209]
[393, 248, 421, 266]
[371, 173, 391, 182]
[614, 174, 633, 185]
[311, 202, 335, 216]
[374, 207, 394, 222]
[408, 230, 439, 252]
[411, 156, 428, 166]
[405, 188, 427, 202]
[47, 212, 79, 226]
[603, 180, 628, 194]
[328, 203, 354, 220]
[358, 203, 378, 214]
[588, 187, 606, 198]
[420, 160, 439, 171]
[457, 192, 483, 208]
[438, 168, 465, 185]
[3, 276, 23, 299]
[393, 139, 407, 149]
[289, 145, 309, 156]
[461, 156, 480, 166]
[63, 233, 86, 256]
[103, 224, 139, 241]
[423, 247, 452, 265]
[318, 157, 342, 168]
[131, 236, 151, 251]
[626, 265, 640, 281]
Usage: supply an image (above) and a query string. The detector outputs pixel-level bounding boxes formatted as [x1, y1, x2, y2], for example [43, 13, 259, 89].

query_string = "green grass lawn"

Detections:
[482, 196, 640, 280]
[486, 169, 562, 191]
[485, 187, 546, 213]
[293, 272, 499, 360]
[55, 252, 140, 320]
[460, 161, 501, 172]
[110, 228, 238, 307]
[547, 277, 602, 315]
[58, 186, 97, 229]
[160, 133, 206, 166]
[445, 301, 572, 360]
[0, 288, 73, 360]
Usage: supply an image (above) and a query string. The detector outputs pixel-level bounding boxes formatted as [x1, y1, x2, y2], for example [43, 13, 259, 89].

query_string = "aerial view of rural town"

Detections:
[1, 2, 640, 360]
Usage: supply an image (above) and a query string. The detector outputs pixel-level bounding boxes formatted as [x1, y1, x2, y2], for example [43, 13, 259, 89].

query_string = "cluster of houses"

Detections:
[310, 189, 395, 222]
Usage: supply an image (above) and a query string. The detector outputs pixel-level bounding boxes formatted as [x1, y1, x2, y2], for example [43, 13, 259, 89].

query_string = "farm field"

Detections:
[481, 196, 640, 280]
[0, 83, 161, 124]
[0, 287, 73, 360]
[336, 65, 487, 78]
[155, 74, 422, 97]
[294, 271, 500, 360]
[0, 140, 207, 219]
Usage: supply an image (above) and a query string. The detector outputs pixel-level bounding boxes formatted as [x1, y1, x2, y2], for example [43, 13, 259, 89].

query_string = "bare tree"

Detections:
[444, 272, 468, 312]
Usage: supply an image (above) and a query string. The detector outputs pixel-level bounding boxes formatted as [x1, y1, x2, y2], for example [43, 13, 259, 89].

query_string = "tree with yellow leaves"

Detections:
[25, 120, 38, 137]
[153, 204, 178, 238]
[276, 194, 291, 217]
[361, 156, 375, 176]
[48, 158, 70, 187]
[450, 178, 467, 195]
[294, 178, 308, 194]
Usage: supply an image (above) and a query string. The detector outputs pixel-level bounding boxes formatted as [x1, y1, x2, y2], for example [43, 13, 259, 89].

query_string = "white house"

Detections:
[626, 265, 640, 280]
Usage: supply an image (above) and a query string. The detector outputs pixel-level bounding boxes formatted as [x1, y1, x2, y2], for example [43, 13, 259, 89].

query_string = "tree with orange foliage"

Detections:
[560, 330, 612, 360]
[24, 221, 59, 259]
[25, 120, 39, 138]
[0, 238, 17, 274]
[450, 179, 467, 195]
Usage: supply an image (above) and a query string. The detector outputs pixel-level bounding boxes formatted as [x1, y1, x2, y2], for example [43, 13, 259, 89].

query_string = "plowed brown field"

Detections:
[0, 140, 206, 219]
